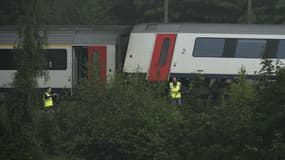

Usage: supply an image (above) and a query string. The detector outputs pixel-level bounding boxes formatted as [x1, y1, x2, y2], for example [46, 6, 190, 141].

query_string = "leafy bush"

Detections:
[54, 75, 182, 160]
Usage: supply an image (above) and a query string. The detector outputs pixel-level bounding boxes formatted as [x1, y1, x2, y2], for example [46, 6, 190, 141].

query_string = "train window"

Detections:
[223, 39, 237, 57]
[264, 39, 278, 58]
[276, 40, 285, 59]
[234, 39, 266, 58]
[193, 38, 224, 57]
[159, 38, 170, 66]
[45, 49, 67, 70]
[0, 49, 16, 70]
[193, 38, 285, 59]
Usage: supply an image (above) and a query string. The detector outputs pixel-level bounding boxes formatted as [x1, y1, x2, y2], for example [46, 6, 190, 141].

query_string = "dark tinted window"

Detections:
[45, 49, 67, 70]
[192, 38, 282, 59]
[276, 40, 285, 59]
[223, 39, 237, 57]
[264, 40, 278, 58]
[0, 49, 16, 70]
[0, 49, 67, 70]
[234, 39, 266, 58]
[193, 38, 224, 57]
[159, 38, 170, 66]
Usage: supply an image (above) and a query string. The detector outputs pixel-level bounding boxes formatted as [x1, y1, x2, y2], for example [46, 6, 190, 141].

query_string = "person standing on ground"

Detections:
[169, 77, 182, 107]
[43, 87, 58, 112]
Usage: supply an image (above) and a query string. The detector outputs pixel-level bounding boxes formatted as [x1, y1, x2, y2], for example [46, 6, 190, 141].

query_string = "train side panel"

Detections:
[106, 45, 116, 80]
[0, 45, 73, 89]
[38, 45, 73, 89]
[124, 23, 285, 81]
[0, 45, 16, 89]
[171, 33, 285, 78]
[123, 33, 156, 73]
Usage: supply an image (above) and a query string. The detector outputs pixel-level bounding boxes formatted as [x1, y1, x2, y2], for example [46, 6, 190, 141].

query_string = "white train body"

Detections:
[0, 26, 129, 94]
[124, 23, 285, 81]
[1, 23, 285, 94]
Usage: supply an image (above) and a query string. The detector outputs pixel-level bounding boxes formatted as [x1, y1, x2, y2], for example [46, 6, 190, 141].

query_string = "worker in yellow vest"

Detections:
[43, 87, 58, 112]
[169, 77, 182, 107]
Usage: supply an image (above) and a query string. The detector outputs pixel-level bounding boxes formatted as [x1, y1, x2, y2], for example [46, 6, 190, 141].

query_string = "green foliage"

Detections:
[9, 0, 47, 123]
[2, 56, 285, 160]
[228, 69, 257, 105]
[174, 66, 285, 160]
[2, 1, 285, 158]
[0, 0, 48, 159]
[178, 73, 255, 159]
[43, 0, 114, 25]
[3, 0, 285, 25]
[0, 0, 23, 25]
[53, 75, 182, 160]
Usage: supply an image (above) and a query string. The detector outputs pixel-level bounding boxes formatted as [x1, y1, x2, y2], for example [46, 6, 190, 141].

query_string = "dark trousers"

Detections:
[45, 105, 55, 112]
[172, 98, 182, 107]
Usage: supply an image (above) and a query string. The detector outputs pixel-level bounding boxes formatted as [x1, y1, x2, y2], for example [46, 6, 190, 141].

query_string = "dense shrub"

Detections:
[54, 76, 182, 160]
[2, 54, 285, 160]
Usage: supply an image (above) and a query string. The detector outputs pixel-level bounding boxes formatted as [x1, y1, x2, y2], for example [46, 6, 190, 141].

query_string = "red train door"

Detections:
[147, 34, 177, 81]
[88, 46, 107, 81]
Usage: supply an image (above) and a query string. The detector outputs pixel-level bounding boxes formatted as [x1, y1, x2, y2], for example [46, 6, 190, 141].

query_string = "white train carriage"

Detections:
[0, 26, 129, 95]
[123, 23, 285, 81]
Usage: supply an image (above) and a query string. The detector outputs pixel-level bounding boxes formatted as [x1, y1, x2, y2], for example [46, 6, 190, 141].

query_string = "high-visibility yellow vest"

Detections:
[169, 82, 181, 98]
[43, 92, 53, 108]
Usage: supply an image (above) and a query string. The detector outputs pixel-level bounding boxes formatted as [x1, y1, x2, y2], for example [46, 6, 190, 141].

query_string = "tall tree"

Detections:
[2, 0, 47, 159]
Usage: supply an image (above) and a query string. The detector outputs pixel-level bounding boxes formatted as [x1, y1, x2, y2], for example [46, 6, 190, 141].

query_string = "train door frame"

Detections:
[72, 45, 113, 90]
[88, 46, 107, 81]
[72, 46, 89, 89]
[147, 34, 177, 81]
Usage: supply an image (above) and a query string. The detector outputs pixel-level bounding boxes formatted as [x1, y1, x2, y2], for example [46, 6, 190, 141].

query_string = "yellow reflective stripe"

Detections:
[46, 44, 72, 47]
[0, 44, 16, 47]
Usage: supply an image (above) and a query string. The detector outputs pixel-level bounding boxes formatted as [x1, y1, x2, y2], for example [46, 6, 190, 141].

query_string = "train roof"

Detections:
[132, 23, 285, 35]
[0, 25, 131, 45]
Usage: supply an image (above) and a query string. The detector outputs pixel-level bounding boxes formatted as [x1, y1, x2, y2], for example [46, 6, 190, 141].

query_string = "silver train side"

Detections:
[1, 23, 285, 95]
[123, 23, 285, 82]
[0, 25, 130, 95]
